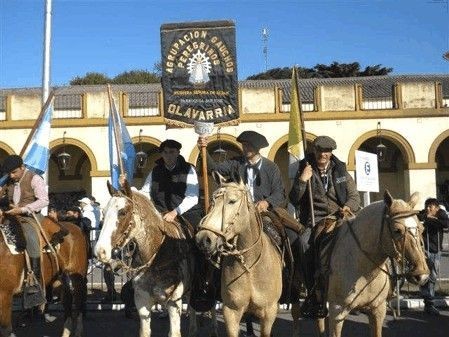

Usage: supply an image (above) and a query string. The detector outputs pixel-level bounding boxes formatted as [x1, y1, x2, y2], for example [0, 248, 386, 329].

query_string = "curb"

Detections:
[390, 297, 449, 309]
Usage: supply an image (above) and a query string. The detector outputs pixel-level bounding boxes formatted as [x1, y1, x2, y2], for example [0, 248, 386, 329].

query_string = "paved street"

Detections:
[12, 307, 449, 337]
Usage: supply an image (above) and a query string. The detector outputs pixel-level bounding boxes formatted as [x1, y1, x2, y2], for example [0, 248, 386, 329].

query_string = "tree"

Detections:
[112, 70, 159, 84]
[246, 62, 393, 80]
[70, 72, 111, 85]
[70, 69, 160, 85]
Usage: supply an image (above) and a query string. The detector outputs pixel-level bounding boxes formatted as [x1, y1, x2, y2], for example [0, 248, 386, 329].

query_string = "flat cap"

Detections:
[236, 131, 269, 149]
[159, 139, 182, 152]
[2, 155, 23, 173]
[313, 136, 337, 151]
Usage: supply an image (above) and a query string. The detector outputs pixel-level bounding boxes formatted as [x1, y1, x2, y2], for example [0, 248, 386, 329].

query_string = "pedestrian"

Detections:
[418, 197, 449, 315]
[289, 135, 361, 318]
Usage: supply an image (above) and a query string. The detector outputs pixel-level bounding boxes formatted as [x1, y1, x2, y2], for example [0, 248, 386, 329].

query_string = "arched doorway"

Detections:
[49, 143, 93, 211]
[358, 137, 406, 202]
[434, 137, 449, 208]
[132, 142, 160, 189]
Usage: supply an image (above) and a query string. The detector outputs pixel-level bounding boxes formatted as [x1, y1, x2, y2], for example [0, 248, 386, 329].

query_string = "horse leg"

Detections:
[186, 305, 197, 337]
[367, 305, 386, 337]
[259, 303, 278, 337]
[167, 298, 182, 337]
[134, 285, 152, 337]
[222, 305, 245, 337]
[315, 318, 326, 337]
[208, 307, 218, 337]
[0, 292, 13, 337]
[291, 302, 300, 337]
[328, 304, 348, 337]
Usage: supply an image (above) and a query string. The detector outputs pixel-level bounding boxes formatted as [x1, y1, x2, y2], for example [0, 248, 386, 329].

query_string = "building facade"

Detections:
[1, 74, 449, 210]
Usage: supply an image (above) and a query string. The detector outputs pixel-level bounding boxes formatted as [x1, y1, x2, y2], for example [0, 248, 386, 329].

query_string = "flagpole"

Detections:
[293, 66, 316, 227]
[107, 84, 125, 176]
[20, 91, 55, 157]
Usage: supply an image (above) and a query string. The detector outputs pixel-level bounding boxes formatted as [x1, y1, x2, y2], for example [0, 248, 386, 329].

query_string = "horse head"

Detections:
[383, 190, 429, 285]
[196, 171, 255, 258]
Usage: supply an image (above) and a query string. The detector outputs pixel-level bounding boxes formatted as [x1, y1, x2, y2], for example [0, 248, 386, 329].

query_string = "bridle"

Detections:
[110, 192, 164, 276]
[197, 183, 264, 272]
[348, 204, 421, 278]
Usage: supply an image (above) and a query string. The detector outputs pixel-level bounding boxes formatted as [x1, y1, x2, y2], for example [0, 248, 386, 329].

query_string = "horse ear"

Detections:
[107, 180, 116, 196]
[122, 179, 132, 197]
[231, 169, 242, 185]
[384, 189, 393, 208]
[212, 171, 226, 185]
[408, 192, 420, 209]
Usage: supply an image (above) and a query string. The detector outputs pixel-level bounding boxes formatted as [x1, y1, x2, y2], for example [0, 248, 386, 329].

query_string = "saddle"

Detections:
[0, 220, 26, 253]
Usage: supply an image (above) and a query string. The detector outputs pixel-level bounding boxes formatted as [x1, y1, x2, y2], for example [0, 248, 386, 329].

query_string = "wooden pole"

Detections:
[107, 84, 125, 176]
[201, 145, 210, 212]
[294, 66, 316, 227]
[20, 91, 55, 157]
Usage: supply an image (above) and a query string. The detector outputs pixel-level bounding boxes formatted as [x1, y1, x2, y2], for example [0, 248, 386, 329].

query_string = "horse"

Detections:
[325, 190, 429, 337]
[0, 214, 88, 337]
[195, 172, 283, 337]
[95, 181, 217, 337]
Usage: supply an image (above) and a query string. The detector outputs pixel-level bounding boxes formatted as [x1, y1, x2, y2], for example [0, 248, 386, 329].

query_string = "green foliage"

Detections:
[70, 68, 160, 85]
[246, 62, 393, 80]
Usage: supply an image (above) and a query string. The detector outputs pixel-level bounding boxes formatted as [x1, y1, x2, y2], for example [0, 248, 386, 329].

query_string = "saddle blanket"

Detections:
[0, 223, 25, 255]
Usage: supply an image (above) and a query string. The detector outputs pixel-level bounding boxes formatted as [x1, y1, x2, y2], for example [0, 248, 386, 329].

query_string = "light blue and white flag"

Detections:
[108, 96, 136, 190]
[23, 104, 53, 175]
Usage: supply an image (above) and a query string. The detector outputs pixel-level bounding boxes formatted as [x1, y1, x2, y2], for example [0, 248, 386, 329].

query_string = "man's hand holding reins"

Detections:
[256, 200, 269, 213]
[163, 209, 178, 223]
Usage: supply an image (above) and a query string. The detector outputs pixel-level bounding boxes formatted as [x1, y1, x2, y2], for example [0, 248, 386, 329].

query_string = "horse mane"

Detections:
[129, 189, 186, 240]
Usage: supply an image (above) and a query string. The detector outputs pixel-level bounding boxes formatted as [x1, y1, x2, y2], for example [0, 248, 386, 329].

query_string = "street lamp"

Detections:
[57, 131, 72, 171]
[214, 127, 227, 162]
[376, 122, 386, 162]
[135, 129, 148, 169]
[443, 51, 449, 61]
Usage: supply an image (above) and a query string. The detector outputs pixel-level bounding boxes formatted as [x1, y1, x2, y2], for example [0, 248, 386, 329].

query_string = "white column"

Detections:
[406, 168, 436, 208]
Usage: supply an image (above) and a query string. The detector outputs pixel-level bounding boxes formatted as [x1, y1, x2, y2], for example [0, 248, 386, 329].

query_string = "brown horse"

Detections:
[196, 172, 283, 337]
[326, 191, 429, 337]
[0, 215, 88, 337]
[95, 181, 217, 337]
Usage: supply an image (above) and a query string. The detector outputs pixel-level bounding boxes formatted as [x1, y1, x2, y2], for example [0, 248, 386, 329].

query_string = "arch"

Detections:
[0, 141, 15, 155]
[50, 138, 98, 173]
[188, 133, 240, 164]
[267, 132, 317, 161]
[429, 129, 449, 164]
[131, 135, 161, 147]
[347, 129, 416, 170]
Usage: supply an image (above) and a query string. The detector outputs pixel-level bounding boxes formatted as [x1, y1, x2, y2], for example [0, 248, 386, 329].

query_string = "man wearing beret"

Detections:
[289, 135, 361, 318]
[198, 130, 286, 212]
[0, 154, 49, 307]
[139, 139, 202, 226]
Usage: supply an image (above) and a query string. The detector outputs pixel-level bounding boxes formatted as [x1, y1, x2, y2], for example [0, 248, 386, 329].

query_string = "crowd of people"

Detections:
[0, 130, 447, 325]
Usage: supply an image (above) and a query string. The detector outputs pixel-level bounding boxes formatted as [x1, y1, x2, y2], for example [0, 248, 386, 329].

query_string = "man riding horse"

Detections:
[289, 135, 361, 319]
[0, 154, 49, 307]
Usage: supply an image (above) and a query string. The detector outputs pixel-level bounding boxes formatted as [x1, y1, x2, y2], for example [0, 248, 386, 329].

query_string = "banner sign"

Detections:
[355, 150, 379, 192]
[160, 20, 239, 127]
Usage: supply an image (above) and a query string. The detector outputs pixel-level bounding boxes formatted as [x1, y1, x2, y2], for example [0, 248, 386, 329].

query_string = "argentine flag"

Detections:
[108, 97, 136, 190]
[23, 104, 53, 175]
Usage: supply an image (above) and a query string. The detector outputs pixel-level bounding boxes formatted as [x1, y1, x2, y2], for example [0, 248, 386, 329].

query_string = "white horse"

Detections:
[95, 181, 217, 337]
[327, 191, 429, 337]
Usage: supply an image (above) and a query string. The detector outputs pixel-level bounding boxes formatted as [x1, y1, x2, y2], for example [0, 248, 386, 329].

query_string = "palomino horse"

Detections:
[0, 215, 88, 337]
[196, 173, 283, 337]
[326, 191, 429, 337]
[95, 181, 217, 337]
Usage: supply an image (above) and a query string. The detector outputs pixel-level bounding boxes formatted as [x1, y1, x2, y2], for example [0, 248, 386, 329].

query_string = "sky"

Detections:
[1, 0, 449, 88]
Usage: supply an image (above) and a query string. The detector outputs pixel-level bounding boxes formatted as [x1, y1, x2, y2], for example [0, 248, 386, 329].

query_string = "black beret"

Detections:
[236, 131, 269, 149]
[2, 155, 23, 173]
[313, 136, 337, 151]
[159, 139, 182, 152]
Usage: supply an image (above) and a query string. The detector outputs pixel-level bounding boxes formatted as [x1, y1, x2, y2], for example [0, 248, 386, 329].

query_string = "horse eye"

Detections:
[228, 199, 237, 205]
[118, 209, 127, 217]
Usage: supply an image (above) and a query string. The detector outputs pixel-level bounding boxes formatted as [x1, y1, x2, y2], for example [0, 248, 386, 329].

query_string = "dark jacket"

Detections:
[207, 154, 286, 208]
[289, 153, 360, 226]
[419, 208, 449, 253]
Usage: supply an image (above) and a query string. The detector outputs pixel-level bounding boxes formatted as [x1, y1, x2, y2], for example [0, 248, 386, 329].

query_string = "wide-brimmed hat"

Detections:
[78, 197, 92, 205]
[236, 131, 269, 149]
[2, 155, 23, 173]
[313, 136, 337, 151]
[159, 139, 182, 152]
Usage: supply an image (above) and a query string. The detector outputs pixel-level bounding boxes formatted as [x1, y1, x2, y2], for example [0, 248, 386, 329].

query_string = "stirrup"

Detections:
[23, 285, 46, 309]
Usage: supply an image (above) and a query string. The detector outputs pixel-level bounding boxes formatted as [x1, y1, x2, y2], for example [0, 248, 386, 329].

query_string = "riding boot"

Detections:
[23, 258, 46, 309]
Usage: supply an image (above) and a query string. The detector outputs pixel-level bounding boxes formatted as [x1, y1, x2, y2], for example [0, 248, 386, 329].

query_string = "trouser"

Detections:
[18, 214, 42, 259]
[420, 251, 440, 307]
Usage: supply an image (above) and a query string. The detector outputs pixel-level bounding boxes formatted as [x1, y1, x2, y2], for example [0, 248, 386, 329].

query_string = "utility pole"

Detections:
[262, 27, 269, 71]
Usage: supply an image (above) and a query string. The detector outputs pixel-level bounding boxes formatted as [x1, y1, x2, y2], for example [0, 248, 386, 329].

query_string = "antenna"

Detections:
[262, 27, 269, 71]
